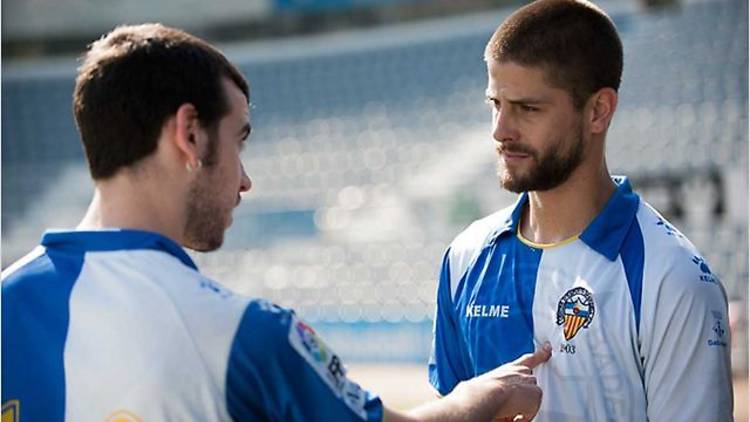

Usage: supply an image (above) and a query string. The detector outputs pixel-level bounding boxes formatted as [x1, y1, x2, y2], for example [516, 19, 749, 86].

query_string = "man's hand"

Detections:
[450, 343, 552, 422]
[385, 343, 551, 422]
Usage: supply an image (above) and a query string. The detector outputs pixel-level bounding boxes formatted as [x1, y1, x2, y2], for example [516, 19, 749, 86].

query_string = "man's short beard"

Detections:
[182, 134, 225, 252]
[499, 129, 585, 194]
[182, 177, 226, 252]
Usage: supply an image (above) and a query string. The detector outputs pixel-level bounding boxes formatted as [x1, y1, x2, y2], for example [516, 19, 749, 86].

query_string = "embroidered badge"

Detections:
[556, 287, 596, 341]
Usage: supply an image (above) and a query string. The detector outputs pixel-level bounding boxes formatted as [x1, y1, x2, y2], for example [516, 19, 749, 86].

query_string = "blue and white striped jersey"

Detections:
[2, 229, 382, 422]
[429, 177, 733, 421]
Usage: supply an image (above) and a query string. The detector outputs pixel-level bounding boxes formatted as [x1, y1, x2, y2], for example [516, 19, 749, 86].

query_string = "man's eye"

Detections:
[520, 105, 538, 112]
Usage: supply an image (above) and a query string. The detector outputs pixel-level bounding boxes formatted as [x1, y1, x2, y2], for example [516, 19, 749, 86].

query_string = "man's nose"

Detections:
[493, 108, 519, 143]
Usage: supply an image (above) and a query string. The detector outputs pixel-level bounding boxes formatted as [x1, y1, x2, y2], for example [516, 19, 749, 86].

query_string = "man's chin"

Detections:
[500, 173, 573, 194]
[183, 235, 224, 253]
[499, 171, 529, 194]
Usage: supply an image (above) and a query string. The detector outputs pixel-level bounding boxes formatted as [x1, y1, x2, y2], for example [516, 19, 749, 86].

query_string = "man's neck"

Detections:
[520, 168, 616, 245]
[77, 176, 185, 244]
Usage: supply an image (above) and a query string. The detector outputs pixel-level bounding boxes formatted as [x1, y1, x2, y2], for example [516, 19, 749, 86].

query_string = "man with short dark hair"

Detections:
[1, 23, 551, 422]
[429, 1, 733, 420]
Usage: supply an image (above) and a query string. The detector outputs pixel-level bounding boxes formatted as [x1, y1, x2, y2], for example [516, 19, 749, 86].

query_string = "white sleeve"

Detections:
[640, 253, 734, 421]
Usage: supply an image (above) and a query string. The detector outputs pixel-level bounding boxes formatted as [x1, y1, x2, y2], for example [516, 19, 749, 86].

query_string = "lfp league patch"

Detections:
[556, 287, 596, 341]
[288, 316, 369, 418]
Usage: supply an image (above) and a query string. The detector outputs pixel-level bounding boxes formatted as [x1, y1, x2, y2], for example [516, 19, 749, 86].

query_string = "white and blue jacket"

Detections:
[2, 230, 382, 421]
[429, 177, 733, 421]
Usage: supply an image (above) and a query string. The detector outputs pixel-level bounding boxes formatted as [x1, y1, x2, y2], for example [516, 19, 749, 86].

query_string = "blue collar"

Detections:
[491, 176, 640, 261]
[41, 229, 198, 270]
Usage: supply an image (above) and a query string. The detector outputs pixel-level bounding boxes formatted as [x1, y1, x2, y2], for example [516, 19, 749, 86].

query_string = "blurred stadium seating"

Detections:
[2, 0, 747, 369]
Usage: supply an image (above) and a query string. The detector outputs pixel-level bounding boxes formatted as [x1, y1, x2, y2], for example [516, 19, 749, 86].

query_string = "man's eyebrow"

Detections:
[507, 97, 550, 105]
[485, 91, 550, 105]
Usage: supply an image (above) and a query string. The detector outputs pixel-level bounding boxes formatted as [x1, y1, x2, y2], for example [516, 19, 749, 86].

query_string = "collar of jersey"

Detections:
[41, 229, 198, 270]
[490, 176, 640, 261]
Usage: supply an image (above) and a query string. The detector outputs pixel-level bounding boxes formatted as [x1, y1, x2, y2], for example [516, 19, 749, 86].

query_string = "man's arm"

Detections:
[640, 254, 733, 420]
[227, 299, 549, 422]
[384, 345, 551, 422]
[429, 248, 474, 395]
[226, 302, 385, 421]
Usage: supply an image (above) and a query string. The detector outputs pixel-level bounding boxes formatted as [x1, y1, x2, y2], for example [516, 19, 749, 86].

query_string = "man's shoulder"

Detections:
[635, 201, 724, 294]
[439, 205, 515, 298]
[229, 299, 307, 365]
[449, 204, 515, 255]
[636, 201, 703, 266]
[1, 245, 82, 299]
[2, 246, 48, 285]
[230, 300, 338, 367]
[239, 299, 294, 328]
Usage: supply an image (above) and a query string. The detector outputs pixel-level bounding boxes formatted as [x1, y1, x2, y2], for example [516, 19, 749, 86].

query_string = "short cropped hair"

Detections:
[485, 0, 623, 109]
[73, 23, 249, 179]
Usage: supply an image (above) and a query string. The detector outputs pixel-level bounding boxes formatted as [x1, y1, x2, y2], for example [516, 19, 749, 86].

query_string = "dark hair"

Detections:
[485, 0, 623, 109]
[73, 23, 249, 179]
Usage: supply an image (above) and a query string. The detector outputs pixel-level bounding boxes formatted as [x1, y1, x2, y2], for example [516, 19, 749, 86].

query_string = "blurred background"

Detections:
[2, 0, 748, 418]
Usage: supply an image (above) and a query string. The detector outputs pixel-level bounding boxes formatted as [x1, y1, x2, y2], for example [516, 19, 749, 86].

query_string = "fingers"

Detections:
[512, 342, 552, 370]
[499, 383, 543, 421]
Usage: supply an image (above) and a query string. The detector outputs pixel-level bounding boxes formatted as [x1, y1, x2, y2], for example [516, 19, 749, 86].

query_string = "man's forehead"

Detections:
[222, 78, 248, 103]
[488, 61, 548, 82]
[221, 86, 251, 129]
[486, 61, 560, 96]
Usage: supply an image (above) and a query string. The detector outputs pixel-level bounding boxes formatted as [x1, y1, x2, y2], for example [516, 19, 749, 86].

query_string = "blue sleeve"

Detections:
[428, 248, 472, 396]
[226, 300, 383, 422]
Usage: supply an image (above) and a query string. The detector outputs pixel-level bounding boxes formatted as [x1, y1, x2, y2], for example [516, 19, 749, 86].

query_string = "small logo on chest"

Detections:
[465, 304, 510, 318]
[556, 287, 596, 341]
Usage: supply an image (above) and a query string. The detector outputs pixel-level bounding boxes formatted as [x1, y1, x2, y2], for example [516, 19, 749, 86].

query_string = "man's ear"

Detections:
[173, 103, 203, 170]
[586, 87, 618, 135]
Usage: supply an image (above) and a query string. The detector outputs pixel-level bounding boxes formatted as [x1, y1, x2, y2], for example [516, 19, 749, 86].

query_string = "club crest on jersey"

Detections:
[556, 287, 595, 341]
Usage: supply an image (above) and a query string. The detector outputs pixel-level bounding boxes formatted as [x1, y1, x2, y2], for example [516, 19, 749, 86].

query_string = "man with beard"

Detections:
[1, 23, 553, 422]
[428, 1, 733, 421]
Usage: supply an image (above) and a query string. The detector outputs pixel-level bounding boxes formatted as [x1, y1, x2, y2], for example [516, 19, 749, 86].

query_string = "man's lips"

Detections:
[496, 146, 533, 159]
